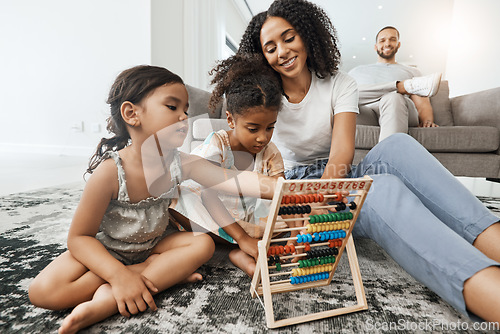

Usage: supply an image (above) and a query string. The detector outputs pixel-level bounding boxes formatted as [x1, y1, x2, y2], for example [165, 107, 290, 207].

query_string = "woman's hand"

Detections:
[110, 268, 158, 317]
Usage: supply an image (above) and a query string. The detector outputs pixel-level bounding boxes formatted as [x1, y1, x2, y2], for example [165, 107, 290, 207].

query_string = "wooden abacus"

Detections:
[250, 176, 373, 328]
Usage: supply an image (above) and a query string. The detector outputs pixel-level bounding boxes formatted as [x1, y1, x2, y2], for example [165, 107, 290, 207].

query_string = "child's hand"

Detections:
[110, 269, 158, 317]
[237, 234, 259, 261]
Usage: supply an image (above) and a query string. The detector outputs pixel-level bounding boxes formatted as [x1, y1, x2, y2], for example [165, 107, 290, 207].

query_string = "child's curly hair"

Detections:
[209, 54, 282, 115]
[238, 0, 341, 79]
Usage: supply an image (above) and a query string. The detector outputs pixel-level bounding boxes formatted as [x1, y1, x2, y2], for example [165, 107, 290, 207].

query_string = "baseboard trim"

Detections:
[0, 143, 94, 157]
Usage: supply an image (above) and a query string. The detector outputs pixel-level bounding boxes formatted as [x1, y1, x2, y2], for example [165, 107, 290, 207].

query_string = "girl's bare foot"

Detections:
[229, 249, 256, 277]
[58, 284, 117, 334]
[180, 272, 203, 284]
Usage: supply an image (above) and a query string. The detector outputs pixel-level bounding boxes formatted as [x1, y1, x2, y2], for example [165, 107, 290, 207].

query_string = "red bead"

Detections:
[304, 243, 311, 252]
[269, 246, 275, 255]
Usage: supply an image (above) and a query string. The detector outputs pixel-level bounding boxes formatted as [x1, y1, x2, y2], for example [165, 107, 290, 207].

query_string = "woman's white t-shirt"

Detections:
[272, 71, 359, 169]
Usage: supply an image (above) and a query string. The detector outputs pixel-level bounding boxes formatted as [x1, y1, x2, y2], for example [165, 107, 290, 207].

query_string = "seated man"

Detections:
[348, 26, 441, 142]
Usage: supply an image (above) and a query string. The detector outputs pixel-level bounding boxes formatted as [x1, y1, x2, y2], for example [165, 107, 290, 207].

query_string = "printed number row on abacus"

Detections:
[287, 181, 367, 192]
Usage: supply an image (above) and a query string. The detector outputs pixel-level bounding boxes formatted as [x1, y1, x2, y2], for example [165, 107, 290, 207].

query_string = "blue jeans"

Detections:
[285, 133, 499, 320]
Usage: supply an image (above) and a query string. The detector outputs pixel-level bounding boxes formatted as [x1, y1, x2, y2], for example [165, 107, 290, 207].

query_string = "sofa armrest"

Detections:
[451, 87, 500, 154]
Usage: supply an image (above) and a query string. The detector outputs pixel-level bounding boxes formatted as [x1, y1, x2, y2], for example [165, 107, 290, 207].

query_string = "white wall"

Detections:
[151, 0, 184, 77]
[445, 0, 500, 96]
[0, 0, 151, 156]
[152, 0, 249, 90]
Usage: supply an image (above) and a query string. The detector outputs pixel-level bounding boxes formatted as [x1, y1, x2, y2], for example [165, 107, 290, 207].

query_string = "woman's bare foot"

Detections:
[229, 249, 256, 277]
[58, 284, 117, 334]
[180, 272, 203, 284]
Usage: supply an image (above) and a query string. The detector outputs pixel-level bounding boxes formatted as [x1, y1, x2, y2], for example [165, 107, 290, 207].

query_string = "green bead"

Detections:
[276, 263, 281, 271]
[298, 260, 303, 268]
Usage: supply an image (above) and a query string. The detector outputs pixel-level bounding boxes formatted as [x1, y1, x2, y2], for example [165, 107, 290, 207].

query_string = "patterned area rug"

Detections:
[1, 183, 499, 333]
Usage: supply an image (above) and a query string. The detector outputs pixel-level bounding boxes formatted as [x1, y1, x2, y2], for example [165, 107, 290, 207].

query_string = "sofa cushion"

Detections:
[409, 126, 499, 152]
[186, 85, 222, 118]
[430, 81, 454, 127]
[355, 125, 499, 153]
[356, 106, 380, 126]
[192, 118, 230, 140]
[190, 118, 230, 151]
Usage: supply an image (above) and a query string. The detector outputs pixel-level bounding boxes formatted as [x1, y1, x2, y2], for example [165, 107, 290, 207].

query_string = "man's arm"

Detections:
[410, 95, 439, 127]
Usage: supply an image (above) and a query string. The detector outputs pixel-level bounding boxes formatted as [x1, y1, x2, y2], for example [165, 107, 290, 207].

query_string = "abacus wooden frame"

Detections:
[250, 176, 373, 328]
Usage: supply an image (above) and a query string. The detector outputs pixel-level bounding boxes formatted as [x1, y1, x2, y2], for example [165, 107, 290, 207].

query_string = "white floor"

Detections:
[1, 152, 500, 197]
[1, 152, 88, 196]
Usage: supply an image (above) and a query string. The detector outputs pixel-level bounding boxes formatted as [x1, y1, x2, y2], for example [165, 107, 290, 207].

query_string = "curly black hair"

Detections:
[209, 54, 282, 116]
[238, 0, 341, 79]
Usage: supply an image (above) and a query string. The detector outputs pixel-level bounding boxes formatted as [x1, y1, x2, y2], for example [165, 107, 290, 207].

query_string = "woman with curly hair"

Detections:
[238, 0, 500, 322]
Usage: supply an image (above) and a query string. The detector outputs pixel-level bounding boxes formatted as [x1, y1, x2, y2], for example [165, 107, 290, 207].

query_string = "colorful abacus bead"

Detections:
[290, 272, 330, 284]
[282, 194, 325, 205]
[279, 204, 312, 215]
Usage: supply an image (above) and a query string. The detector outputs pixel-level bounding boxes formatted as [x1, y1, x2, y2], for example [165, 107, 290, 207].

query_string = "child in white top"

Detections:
[28, 65, 277, 333]
[173, 54, 289, 276]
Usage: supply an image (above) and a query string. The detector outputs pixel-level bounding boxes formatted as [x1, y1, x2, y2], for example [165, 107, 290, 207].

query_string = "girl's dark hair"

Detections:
[86, 65, 184, 175]
[238, 0, 341, 79]
[209, 54, 282, 116]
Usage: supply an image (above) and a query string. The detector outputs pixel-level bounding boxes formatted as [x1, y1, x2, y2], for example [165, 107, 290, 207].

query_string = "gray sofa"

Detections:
[185, 81, 500, 180]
